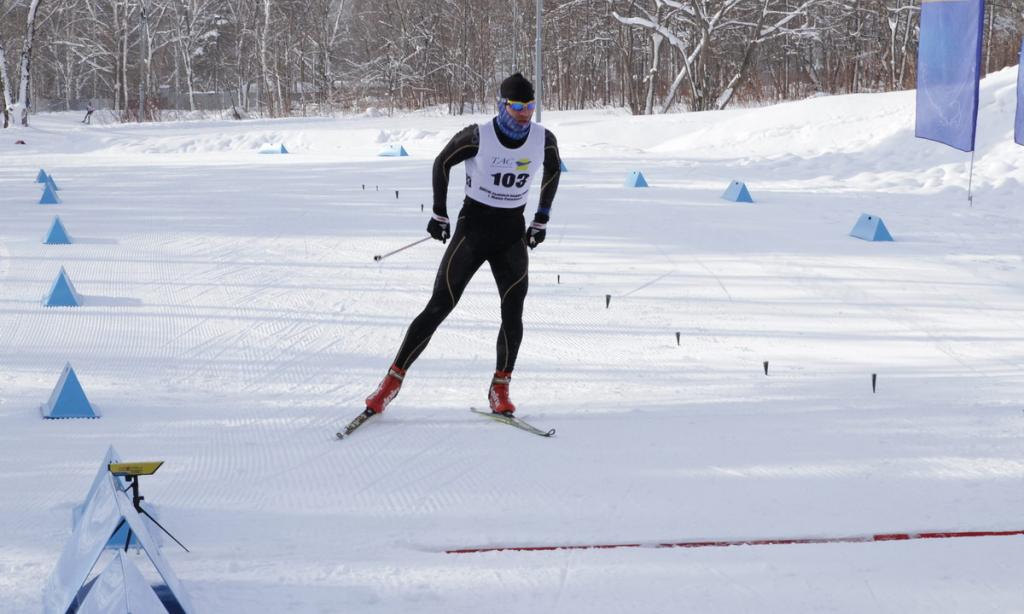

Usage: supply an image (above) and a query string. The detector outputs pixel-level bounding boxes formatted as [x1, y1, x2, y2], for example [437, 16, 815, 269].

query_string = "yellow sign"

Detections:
[108, 461, 164, 476]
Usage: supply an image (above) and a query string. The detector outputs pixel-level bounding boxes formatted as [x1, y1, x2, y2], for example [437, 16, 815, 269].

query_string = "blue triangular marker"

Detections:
[625, 171, 648, 187]
[258, 143, 288, 154]
[46, 175, 60, 191]
[722, 180, 754, 203]
[39, 183, 61, 205]
[379, 144, 409, 157]
[44, 216, 72, 244]
[849, 213, 894, 242]
[36, 169, 49, 183]
[559, 160, 568, 172]
[40, 363, 99, 419]
[43, 267, 83, 306]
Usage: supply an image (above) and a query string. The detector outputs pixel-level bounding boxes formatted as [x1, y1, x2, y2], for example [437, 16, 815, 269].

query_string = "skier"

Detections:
[356, 72, 561, 429]
[82, 101, 95, 124]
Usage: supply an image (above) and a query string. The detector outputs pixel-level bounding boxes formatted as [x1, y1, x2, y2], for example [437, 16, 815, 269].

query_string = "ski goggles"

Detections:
[503, 99, 536, 112]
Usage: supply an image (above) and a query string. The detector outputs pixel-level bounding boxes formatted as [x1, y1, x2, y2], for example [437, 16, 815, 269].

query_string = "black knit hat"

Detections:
[500, 73, 535, 101]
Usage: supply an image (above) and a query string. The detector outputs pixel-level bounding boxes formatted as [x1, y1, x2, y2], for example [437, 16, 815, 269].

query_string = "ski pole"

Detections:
[373, 236, 432, 262]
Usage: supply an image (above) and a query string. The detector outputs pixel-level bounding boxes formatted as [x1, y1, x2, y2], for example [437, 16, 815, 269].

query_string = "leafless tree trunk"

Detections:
[15, 0, 43, 126]
[0, 37, 13, 128]
[643, 25, 664, 114]
[137, 0, 151, 121]
[257, 0, 275, 116]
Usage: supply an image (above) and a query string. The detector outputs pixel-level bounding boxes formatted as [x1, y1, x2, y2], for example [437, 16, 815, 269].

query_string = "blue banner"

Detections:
[1016, 39, 1024, 146]
[915, 0, 985, 152]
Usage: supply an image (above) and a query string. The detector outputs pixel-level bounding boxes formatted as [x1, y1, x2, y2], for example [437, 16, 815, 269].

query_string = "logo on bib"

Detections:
[490, 156, 532, 171]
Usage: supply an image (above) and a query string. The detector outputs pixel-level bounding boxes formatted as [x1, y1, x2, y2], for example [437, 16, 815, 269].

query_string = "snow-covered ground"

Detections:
[1, 67, 1023, 613]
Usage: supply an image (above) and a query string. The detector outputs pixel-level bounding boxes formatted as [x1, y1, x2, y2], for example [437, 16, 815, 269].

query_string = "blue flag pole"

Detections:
[967, 150, 976, 206]
[1015, 38, 1024, 146]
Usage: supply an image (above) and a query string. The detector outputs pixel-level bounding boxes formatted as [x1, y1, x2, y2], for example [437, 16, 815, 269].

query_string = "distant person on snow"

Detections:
[82, 102, 95, 124]
[362, 72, 562, 420]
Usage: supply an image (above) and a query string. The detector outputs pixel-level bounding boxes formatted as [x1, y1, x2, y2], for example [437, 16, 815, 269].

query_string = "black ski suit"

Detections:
[391, 119, 561, 372]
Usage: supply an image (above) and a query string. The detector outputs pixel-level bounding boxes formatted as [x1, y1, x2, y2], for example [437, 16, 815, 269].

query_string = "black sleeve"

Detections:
[535, 129, 561, 224]
[432, 124, 479, 218]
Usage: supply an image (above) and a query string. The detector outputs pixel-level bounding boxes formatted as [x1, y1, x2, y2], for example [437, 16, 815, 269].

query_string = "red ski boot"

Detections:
[365, 364, 406, 414]
[488, 370, 516, 415]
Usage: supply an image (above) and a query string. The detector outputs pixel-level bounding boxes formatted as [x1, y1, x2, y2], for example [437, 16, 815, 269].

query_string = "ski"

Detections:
[470, 408, 556, 437]
[336, 408, 376, 440]
[339, 407, 555, 439]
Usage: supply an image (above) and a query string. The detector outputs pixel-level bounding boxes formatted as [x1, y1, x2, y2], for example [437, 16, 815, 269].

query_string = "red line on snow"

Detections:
[445, 529, 1024, 554]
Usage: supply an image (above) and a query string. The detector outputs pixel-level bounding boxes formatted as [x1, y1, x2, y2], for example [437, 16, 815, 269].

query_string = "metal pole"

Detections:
[373, 236, 432, 262]
[535, 0, 543, 123]
[967, 149, 976, 207]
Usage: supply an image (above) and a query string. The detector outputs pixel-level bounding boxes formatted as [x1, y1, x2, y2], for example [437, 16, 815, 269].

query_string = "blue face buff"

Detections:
[496, 100, 531, 141]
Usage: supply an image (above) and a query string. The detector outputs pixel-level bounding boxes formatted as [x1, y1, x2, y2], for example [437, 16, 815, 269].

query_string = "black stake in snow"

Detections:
[605, 294, 611, 309]
[362, 184, 365, 190]
[557, 274, 560, 284]
[395, 190, 399, 199]
[872, 373, 877, 393]
[373, 236, 432, 262]
[421, 203, 424, 212]
[764, 361, 769, 375]
[676, 332, 681, 346]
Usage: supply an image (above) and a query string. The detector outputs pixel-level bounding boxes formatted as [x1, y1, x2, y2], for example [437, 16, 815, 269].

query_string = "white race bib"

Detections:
[464, 120, 545, 208]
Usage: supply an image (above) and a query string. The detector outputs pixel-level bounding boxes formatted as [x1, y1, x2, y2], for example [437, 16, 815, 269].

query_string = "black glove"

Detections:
[427, 214, 450, 243]
[525, 221, 546, 249]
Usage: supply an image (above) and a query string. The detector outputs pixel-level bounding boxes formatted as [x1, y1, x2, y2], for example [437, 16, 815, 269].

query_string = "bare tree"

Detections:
[613, 0, 826, 112]
[0, 35, 13, 128]
[4, 0, 1022, 124]
[10, 0, 43, 125]
[170, 0, 218, 111]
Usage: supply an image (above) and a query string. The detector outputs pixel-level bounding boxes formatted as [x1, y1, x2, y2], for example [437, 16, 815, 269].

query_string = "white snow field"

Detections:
[2, 67, 1023, 613]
